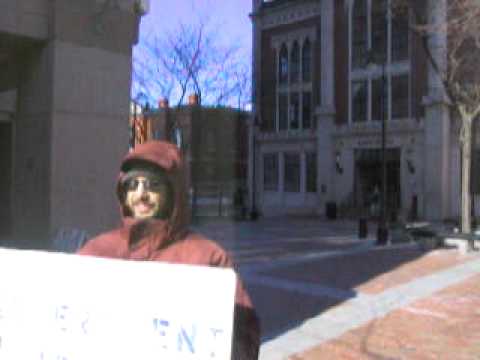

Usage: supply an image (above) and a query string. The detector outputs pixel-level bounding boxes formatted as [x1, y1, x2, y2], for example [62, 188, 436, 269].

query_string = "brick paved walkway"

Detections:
[259, 249, 480, 359]
[194, 217, 479, 359]
[295, 272, 480, 359]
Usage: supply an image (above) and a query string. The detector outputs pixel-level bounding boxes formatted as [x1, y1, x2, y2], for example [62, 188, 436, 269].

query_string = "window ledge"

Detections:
[316, 105, 335, 116]
[336, 118, 424, 136]
[258, 129, 317, 141]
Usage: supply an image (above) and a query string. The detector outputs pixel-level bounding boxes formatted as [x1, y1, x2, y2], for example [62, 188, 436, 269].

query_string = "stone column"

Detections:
[423, 0, 451, 220]
[424, 102, 451, 220]
[13, 0, 145, 248]
[316, 0, 336, 215]
[317, 117, 335, 215]
[14, 44, 53, 247]
[320, 0, 335, 110]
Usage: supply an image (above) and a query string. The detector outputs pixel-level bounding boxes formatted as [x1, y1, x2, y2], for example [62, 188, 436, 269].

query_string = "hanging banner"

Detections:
[0, 248, 236, 360]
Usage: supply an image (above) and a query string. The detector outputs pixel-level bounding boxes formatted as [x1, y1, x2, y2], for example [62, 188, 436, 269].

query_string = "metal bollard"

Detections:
[358, 218, 368, 239]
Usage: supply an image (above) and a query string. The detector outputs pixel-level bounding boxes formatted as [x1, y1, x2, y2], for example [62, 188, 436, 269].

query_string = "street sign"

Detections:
[0, 248, 236, 360]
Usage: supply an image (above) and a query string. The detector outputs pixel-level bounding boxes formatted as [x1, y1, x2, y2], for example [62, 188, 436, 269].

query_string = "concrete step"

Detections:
[443, 236, 480, 254]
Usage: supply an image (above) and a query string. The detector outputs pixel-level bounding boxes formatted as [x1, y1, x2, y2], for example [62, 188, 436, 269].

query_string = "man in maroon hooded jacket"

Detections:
[78, 140, 260, 359]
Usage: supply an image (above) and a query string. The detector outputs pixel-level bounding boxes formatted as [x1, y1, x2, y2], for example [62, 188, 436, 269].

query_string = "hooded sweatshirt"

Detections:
[78, 141, 260, 359]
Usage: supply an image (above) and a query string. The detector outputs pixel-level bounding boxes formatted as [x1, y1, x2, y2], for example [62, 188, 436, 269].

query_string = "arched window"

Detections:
[352, 0, 367, 68]
[302, 38, 311, 82]
[279, 44, 288, 84]
[290, 41, 300, 83]
[392, 10, 409, 61]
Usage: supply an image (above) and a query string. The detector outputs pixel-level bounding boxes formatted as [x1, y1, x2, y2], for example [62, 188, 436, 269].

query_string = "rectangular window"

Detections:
[371, 0, 387, 62]
[372, 77, 386, 122]
[289, 93, 300, 130]
[279, 46, 288, 84]
[302, 40, 312, 82]
[352, 81, 367, 122]
[279, 94, 288, 130]
[392, 13, 409, 61]
[352, 0, 367, 68]
[263, 154, 279, 191]
[290, 43, 300, 84]
[302, 92, 312, 129]
[306, 152, 317, 193]
[284, 153, 300, 192]
[392, 74, 409, 119]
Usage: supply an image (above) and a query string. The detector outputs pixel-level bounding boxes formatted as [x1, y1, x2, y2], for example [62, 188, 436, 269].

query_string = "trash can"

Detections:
[358, 218, 368, 238]
[326, 202, 337, 220]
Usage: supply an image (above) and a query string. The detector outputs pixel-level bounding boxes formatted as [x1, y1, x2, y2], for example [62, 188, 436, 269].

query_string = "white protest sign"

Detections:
[0, 248, 236, 360]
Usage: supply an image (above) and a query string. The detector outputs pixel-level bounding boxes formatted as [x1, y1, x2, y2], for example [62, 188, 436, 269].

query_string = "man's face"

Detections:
[124, 176, 169, 220]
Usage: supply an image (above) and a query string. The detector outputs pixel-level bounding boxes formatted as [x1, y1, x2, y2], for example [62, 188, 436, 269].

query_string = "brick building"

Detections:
[249, 0, 465, 221]
[136, 97, 250, 217]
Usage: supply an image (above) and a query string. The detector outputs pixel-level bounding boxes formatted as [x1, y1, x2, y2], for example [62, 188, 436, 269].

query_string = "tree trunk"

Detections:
[461, 117, 473, 234]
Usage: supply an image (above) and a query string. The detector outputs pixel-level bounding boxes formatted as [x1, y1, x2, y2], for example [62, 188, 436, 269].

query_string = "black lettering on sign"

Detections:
[55, 305, 70, 332]
[40, 352, 69, 360]
[153, 318, 170, 350]
[209, 328, 224, 358]
[177, 325, 197, 354]
[81, 315, 89, 335]
[53, 305, 90, 335]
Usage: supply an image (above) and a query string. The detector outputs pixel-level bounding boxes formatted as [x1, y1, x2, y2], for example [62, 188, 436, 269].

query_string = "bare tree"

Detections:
[132, 18, 251, 109]
[392, 0, 480, 233]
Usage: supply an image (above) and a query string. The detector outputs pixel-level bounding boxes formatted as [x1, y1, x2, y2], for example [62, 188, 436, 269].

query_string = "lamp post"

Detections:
[250, 116, 259, 221]
[378, 60, 388, 245]
[367, 53, 388, 245]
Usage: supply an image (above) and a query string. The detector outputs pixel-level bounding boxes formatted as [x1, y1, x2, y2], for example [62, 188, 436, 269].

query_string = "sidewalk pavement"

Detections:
[193, 216, 480, 359]
[259, 247, 480, 359]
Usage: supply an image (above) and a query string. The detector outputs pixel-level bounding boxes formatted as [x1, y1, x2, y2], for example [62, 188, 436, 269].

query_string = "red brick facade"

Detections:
[136, 105, 250, 215]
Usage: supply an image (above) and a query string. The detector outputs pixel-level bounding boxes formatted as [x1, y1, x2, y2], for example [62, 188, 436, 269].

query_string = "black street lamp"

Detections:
[378, 61, 388, 245]
[250, 116, 259, 221]
[367, 53, 388, 245]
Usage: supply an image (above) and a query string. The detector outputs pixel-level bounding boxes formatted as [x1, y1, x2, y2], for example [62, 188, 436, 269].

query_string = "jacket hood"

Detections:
[117, 141, 190, 246]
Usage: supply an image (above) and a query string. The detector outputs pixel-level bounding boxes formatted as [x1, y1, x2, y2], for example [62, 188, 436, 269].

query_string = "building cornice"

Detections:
[333, 118, 425, 139]
[271, 27, 317, 49]
[256, 1, 321, 30]
[257, 129, 317, 143]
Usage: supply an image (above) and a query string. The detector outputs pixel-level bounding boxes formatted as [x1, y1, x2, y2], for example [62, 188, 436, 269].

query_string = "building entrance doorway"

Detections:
[0, 122, 12, 238]
[354, 148, 401, 220]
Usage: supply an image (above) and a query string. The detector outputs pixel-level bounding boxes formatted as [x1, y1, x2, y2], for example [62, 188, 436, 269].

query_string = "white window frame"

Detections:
[272, 28, 316, 132]
[348, 0, 412, 125]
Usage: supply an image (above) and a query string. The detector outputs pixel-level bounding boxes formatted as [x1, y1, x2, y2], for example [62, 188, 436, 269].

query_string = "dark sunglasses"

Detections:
[123, 177, 166, 192]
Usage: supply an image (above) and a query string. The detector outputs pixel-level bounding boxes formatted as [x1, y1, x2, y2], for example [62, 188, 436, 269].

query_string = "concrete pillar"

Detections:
[424, 103, 451, 220]
[12, 1, 144, 248]
[316, 0, 336, 215]
[48, 41, 133, 236]
[423, 0, 450, 220]
[317, 117, 335, 215]
[14, 44, 53, 247]
[320, 0, 335, 109]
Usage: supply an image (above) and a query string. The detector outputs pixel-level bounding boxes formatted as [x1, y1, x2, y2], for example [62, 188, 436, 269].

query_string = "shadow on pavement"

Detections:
[194, 217, 434, 342]
[244, 243, 429, 342]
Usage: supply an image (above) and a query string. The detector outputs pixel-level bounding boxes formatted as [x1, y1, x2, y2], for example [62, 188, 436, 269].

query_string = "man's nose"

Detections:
[136, 181, 148, 195]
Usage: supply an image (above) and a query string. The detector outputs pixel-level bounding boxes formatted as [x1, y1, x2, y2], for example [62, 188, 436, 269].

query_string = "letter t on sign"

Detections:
[153, 318, 170, 350]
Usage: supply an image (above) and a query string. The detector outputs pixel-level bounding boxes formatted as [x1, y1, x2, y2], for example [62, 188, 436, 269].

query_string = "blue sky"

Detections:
[132, 0, 253, 107]
[137, 0, 252, 56]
